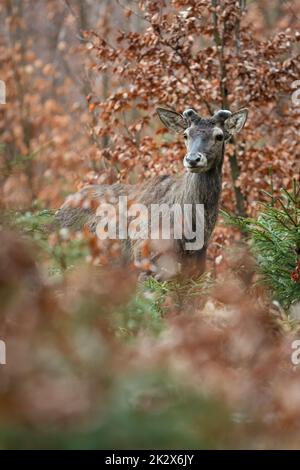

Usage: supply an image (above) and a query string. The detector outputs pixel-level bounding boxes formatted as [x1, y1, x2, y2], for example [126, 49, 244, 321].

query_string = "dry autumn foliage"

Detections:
[0, 230, 300, 449]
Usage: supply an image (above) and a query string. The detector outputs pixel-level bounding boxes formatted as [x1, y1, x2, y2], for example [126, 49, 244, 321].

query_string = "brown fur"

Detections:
[55, 107, 248, 279]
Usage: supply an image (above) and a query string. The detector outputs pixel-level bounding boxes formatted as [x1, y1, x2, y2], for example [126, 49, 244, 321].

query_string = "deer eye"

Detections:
[183, 133, 188, 140]
[215, 133, 223, 142]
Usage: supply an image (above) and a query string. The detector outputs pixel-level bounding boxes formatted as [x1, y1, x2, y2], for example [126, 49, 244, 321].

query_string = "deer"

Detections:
[55, 107, 248, 279]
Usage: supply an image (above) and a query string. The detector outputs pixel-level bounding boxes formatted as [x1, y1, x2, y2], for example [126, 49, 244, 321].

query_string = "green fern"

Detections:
[222, 181, 300, 310]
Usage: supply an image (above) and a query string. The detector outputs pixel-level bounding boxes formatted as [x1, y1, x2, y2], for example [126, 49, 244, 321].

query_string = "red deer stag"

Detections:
[56, 107, 248, 279]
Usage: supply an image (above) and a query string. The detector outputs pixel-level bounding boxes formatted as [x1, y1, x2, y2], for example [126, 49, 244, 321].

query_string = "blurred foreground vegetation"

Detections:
[0, 184, 299, 450]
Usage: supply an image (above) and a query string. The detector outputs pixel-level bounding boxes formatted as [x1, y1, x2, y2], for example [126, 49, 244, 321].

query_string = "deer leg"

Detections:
[181, 246, 207, 278]
[134, 240, 181, 281]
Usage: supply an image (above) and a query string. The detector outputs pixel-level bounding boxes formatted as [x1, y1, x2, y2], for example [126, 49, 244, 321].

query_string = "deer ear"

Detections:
[156, 108, 187, 133]
[224, 108, 248, 135]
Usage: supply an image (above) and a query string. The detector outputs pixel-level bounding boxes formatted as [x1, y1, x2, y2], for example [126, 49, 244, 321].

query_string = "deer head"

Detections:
[157, 107, 248, 173]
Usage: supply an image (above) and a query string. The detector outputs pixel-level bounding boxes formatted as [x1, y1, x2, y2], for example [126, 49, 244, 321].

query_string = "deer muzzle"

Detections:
[184, 153, 208, 173]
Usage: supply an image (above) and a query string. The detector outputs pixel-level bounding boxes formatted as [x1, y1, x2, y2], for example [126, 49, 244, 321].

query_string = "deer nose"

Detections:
[185, 154, 202, 166]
